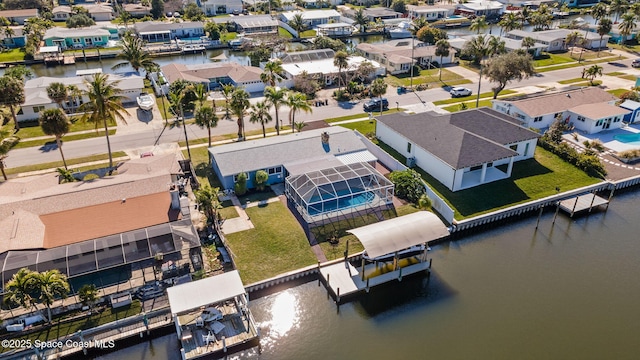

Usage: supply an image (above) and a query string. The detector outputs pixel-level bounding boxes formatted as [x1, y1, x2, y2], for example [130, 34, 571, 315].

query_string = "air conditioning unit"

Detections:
[406, 157, 416, 167]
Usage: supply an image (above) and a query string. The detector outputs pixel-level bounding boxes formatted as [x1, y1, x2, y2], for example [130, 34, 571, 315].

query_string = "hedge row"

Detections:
[539, 136, 607, 178]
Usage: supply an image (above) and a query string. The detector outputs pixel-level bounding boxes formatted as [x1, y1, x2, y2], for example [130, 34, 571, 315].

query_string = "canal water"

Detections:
[98, 189, 640, 360]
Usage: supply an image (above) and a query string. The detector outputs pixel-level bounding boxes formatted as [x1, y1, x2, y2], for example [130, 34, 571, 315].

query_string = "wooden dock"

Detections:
[559, 193, 610, 217]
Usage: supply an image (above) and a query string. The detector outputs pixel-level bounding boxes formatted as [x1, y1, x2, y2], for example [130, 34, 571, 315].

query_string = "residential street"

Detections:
[5, 55, 640, 169]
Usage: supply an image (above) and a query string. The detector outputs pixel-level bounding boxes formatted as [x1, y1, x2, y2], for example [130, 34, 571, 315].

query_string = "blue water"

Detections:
[614, 132, 640, 145]
[308, 192, 375, 215]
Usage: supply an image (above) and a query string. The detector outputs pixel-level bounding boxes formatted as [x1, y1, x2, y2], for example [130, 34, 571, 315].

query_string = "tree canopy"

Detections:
[66, 14, 95, 28]
[484, 52, 535, 99]
[389, 169, 426, 204]
[416, 26, 447, 45]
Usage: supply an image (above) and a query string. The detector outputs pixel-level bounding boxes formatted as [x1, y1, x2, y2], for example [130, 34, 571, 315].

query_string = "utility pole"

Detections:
[410, 35, 415, 90]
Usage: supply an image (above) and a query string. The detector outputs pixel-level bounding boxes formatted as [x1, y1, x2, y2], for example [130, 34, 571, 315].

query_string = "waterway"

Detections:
[98, 189, 640, 360]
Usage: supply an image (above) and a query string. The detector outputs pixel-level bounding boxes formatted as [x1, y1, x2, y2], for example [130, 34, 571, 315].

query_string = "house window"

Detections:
[407, 142, 412, 153]
[33, 105, 45, 113]
[596, 119, 603, 126]
[533, 116, 543, 122]
[524, 142, 530, 156]
[267, 166, 282, 175]
[577, 116, 585, 122]
[516, 113, 526, 120]
[72, 38, 81, 43]
[509, 144, 518, 151]
[94, 37, 101, 42]
[614, 117, 620, 122]
[554, 112, 563, 119]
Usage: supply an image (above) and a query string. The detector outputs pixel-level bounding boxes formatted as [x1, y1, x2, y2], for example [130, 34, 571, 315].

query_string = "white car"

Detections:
[632, 59, 640, 68]
[450, 87, 472, 97]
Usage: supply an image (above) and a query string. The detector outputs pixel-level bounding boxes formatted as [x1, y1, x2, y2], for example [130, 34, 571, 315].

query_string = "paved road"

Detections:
[5, 56, 640, 169]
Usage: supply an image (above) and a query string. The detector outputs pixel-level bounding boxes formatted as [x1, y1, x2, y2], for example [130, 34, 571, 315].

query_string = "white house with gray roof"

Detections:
[17, 74, 144, 122]
[376, 109, 540, 191]
[134, 21, 205, 42]
[209, 127, 378, 190]
[448, 35, 547, 57]
[491, 87, 627, 134]
[506, 29, 609, 52]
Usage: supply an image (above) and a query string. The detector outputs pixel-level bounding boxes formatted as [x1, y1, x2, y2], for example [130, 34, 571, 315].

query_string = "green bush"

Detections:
[234, 172, 248, 195]
[539, 136, 607, 178]
[389, 169, 426, 204]
[254, 170, 268, 191]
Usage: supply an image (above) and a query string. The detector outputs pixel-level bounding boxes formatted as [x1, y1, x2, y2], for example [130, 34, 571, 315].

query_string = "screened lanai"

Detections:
[285, 162, 394, 224]
[0, 219, 200, 291]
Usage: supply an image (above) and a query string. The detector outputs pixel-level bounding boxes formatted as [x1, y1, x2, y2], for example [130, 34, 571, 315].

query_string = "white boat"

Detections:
[137, 94, 154, 111]
[388, 21, 412, 39]
[363, 244, 430, 263]
[181, 44, 206, 53]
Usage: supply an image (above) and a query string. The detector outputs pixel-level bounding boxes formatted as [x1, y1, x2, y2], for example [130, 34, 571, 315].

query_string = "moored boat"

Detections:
[137, 94, 154, 111]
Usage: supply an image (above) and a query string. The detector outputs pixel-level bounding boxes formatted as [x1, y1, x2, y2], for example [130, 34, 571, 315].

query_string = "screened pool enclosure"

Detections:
[285, 162, 394, 224]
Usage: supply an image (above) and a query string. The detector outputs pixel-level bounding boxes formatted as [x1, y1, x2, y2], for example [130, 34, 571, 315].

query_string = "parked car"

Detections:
[450, 87, 472, 97]
[632, 59, 640, 68]
[363, 98, 389, 112]
[134, 282, 164, 300]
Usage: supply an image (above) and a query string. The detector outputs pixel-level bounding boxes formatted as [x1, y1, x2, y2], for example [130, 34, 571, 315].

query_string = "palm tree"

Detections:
[618, 12, 636, 44]
[195, 106, 218, 147]
[488, 35, 506, 57]
[463, 35, 490, 107]
[0, 75, 25, 130]
[470, 15, 488, 34]
[410, 17, 429, 35]
[355, 9, 369, 33]
[3, 268, 37, 313]
[522, 37, 536, 55]
[194, 185, 221, 224]
[32, 270, 70, 323]
[565, 31, 583, 55]
[591, 2, 609, 21]
[250, 101, 272, 137]
[286, 91, 312, 129]
[294, 121, 307, 132]
[631, 2, 640, 18]
[263, 86, 287, 135]
[584, 64, 603, 85]
[193, 83, 208, 109]
[260, 60, 286, 87]
[288, 13, 306, 38]
[0, 130, 19, 180]
[46, 82, 68, 109]
[597, 18, 613, 57]
[370, 78, 388, 114]
[39, 108, 71, 170]
[518, 7, 531, 28]
[78, 73, 128, 170]
[220, 83, 234, 119]
[112, 34, 158, 75]
[118, 10, 132, 27]
[67, 84, 82, 114]
[78, 284, 98, 314]
[610, 0, 629, 23]
[230, 88, 250, 140]
[435, 39, 450, 81]
[333, 50, 349, 92]
[498, 12, 520, 36]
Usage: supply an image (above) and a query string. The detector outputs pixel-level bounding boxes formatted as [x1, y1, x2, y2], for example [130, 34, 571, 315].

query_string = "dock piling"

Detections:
[360, 258, 365, 281]
[607, 185, 616, 209]
[317, 261, 321, 286]
[588, 192, 597, 213]
[535, 206, 544, 229]
[552, 201, 560, 225]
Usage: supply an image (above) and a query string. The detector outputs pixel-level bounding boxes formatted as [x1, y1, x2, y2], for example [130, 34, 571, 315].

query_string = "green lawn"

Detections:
[3, 152, 127, 177]
[219, 200, 239, 219]
[14, 130, 116, 149]
[1, 301, 142, 351]
[339, 119, 376, 135]
[225, 201, 317, 284]
[13, 119, 114, 139]
[325, 108, 403, 123]
[608, 88, 630, 97]
[0, 48, 26, 62]
[532, 53, 575, 67]
[396, 146, 601, 220]
[558, 77, 588, 84]
[278, 27, 293, 38]
[432, 89, 517, 106]
[299, 30, 316, 38]
[443, 99, 494, 112]
[221, 32, 237, 42]
[385, 69, 471, 87]
[185, 146, 221, 189]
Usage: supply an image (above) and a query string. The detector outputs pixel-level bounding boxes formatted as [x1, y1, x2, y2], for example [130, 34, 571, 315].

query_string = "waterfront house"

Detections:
[161, 62, 264, 93]
[123, 4, 152, 17]
[585, 23, 637, 44]
[356, 39, 456, 75]
[455, 0, 504, 19]
[0, 9, 39, 25]
[134, 21, 205, 42]
[507, 29, 610, 51]
[229, 15, 279, 35]
[0, 26, 26, 48]
[619, 100, 640, 123]
[406, 5, 453, 21]
[52, 6, 73, 21]
[0, 153, 201, 299]
[316, 23, 354, 37]
[302, 0, 344, 7]
[17, 74, 143, 122]
[491, 87, 627, 134]
[208, 127, 378, 190]
[375, 109, 540, 191]
[361, 7, 402, 22]
[53, 4, 115, 22]
[280, 10, 341, 28]
[278, 48, 384, 87]
[43, 27, 110, 49]
[198, 0, 243, 16]
[448, 35, 547, 57]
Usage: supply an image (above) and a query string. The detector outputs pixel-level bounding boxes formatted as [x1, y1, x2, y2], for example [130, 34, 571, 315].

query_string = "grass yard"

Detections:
[614, 74, 638, 81]
[219, 200, 239, 219]
[221, 32, 237, 42]
[532, 53, 575, 67]
[1, 301, 142, 351]
[385, 68, 471, 88]
[185, 146, 221, 189]
[325, 108, 404, 123]
[442, 99, 493, 112]
[299, 30, 316, 38]
[14, 130, 116, 149]
[408, 146, 600, 219]
[432, 89, 517, 106]
[278, 27, 293, 38]
[3, 152, 127, 177]
[13, 119, 115, 139]
[558, 77, 588, 84]
[224, 201, 317, 284]
[0, 48, 26, 62]
[607, 88, 630, 97]
[339, 119, 376, 135]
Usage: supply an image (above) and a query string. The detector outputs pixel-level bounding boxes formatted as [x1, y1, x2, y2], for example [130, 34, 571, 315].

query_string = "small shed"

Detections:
[619, 100, 640, 123]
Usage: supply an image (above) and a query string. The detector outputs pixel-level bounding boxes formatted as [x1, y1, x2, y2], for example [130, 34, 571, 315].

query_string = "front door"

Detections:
[603, 118, 611, 129]
[85, 37, 93, 46]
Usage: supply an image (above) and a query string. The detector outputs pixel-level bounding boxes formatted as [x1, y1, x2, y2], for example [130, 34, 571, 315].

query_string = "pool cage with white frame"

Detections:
[285, 162, 395, 225]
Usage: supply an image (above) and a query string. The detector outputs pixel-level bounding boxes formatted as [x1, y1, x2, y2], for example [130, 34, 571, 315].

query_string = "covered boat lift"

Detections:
[319, 211, 449, 303]
[167, 271, 259, 360]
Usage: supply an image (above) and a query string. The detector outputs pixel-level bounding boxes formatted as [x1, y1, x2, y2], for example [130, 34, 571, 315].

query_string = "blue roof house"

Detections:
[619, 100, 640, 123]
[208, 127, 377, 190]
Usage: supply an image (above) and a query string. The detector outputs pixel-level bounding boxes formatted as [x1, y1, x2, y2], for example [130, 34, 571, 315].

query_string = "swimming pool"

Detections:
[613, 133, 640, 146]
[308, 191, 375, 216]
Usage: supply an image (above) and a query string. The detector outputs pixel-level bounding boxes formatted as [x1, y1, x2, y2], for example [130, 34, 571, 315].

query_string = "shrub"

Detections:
[389, 169, 426, 204]
[83, 173, 99, 181]
[234, 172, 248, 196]
[538, 136, 607, 178]
[617, 148, 640, 159]
[254, 170, 268, 191]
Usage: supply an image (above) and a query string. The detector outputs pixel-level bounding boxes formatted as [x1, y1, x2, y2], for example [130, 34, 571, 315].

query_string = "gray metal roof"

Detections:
[209, 127, 368, 177]
[377, 109, 535, 169]
[134, 21, 204, 33]
[168, 270, 245, 315]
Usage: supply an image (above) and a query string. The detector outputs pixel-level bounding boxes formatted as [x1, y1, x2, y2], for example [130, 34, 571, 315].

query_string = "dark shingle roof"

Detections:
[377, 108, 539, 169]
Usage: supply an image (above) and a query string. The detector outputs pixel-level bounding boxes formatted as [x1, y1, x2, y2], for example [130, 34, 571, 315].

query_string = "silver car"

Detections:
[450, 87, 472, 97]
